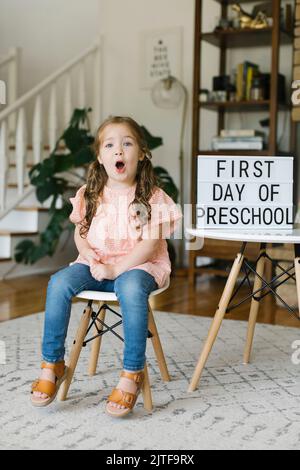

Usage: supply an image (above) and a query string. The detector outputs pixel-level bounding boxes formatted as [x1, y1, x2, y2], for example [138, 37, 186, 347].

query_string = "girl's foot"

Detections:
[106, 370, 144, 418]
[31, 361, 67, 407]
[32, 367, 56, 403]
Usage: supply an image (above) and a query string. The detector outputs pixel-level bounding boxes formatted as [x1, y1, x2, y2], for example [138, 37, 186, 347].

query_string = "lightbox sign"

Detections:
[197, 156, 294, 229]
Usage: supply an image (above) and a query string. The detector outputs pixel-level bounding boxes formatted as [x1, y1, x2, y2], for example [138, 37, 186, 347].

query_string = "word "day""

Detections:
[212, 183, 281, 202]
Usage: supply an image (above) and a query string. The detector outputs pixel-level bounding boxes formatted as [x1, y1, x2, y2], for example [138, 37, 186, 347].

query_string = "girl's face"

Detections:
[98, 123, 144, 187]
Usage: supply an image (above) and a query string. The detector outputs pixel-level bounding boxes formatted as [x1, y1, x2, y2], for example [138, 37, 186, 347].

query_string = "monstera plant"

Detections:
[14, 108, 179, 267]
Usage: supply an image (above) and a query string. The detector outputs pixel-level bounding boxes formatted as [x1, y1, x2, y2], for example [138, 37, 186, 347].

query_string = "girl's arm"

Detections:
[114, 238, 159, 277]
[74, 225, 101, 264]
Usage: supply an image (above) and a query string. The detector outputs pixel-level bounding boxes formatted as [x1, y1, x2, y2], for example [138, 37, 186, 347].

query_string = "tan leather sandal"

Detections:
[30, 361, 68, 407]
[105, 370, 144, 418]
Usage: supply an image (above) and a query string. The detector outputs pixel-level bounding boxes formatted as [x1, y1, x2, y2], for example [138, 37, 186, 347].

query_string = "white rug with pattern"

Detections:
[0, 303, 300, 450]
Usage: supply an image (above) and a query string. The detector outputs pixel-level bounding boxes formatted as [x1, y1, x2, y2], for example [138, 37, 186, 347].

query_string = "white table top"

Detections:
[186, 225, 300, 244]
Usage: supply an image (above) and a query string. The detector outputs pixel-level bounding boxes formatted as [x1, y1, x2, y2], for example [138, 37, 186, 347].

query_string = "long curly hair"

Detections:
[79, 116, 158, 238]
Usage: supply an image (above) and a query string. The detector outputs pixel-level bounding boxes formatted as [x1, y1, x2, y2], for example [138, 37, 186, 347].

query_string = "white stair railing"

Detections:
[0, 37, 102, 218]
[0, 47, 21, 136]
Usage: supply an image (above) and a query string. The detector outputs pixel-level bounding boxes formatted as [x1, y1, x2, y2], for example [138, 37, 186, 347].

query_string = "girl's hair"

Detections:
[79, 116, 157, 238]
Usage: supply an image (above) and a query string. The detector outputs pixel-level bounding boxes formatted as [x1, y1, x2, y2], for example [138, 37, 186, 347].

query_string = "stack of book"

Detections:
[211, 129, 265, 150]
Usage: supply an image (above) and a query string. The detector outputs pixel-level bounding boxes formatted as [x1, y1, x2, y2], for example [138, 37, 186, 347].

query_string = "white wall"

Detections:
[0, 0, 101, 95]
[99, 0, 195, 209]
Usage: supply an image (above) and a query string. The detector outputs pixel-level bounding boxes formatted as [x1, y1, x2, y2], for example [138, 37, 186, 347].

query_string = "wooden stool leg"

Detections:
[148, 304, 171, 382]
[141, 363, 153, 411]
[243, 246, 267, 364]
[294, 250, 300, 318]
[188, 250, 245, 392]
[58, 303, 92, 401]
[88, 302, 106, 376]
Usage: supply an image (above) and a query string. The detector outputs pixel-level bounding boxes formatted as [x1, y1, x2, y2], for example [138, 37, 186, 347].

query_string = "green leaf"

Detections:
[73, 146, 95, 167]
[140, 126, 163, 150]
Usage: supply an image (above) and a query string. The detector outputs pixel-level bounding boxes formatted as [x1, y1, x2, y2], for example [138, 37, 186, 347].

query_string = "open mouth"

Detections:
[115, 161, 126, 172]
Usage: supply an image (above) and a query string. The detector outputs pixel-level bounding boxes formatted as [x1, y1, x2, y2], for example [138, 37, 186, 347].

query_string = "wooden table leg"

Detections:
[263, 254, 275, 324]
[243, 244, 267, 364]
[294, 244, 300, 318]
[188, 247, 245, 392]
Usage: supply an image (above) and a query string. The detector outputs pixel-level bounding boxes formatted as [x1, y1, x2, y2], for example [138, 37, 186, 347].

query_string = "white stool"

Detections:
[58, 279, 171, 411]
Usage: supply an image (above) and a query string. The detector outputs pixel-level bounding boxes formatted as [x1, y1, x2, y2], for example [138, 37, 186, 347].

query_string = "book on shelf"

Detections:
[212, 135, 264, 150]
[245, 62, 259, 100]
[220, 129, 265, 138]
[212, 142, 264, 150]
[236, 61, 260, 101]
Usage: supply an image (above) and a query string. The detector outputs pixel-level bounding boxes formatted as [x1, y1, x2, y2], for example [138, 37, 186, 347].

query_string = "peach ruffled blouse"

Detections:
[69, 183, 183, 288]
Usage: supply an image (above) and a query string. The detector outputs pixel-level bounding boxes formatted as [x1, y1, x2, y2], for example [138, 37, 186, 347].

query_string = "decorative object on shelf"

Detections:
[151, 74, 187, 267]
[250, 11, 269, 29]
[214, 17, 233, 31]
[213, 75, 230, 92]
[211, 74, 231, 101]
[232, 3, 269, 30]
[260, 73, 286, 101]
[210, 90, 227, 102]
[231, 3, 253, 29]
[250, 76, 264, 101]
[199, 88, 209, 102]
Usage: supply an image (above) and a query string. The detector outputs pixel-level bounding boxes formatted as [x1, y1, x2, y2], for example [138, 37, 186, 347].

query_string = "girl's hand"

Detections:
[80, 247, 101, 265]
[90, 262, 119, 281]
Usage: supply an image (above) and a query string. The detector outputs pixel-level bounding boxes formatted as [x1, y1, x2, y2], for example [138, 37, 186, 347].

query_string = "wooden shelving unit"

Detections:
[189, 0, 297, 286]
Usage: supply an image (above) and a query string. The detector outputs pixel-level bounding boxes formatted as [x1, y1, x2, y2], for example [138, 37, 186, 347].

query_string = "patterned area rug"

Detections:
[0, 303, 300, 450]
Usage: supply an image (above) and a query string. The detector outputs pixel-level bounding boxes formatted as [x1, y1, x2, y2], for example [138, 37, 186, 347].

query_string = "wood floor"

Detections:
[0, 271, 299, 328]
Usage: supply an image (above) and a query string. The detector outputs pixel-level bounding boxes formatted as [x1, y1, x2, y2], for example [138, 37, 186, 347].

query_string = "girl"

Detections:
[30, 116, 182, 417]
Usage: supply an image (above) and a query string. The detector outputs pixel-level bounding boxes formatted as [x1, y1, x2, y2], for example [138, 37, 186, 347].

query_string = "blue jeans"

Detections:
[42, 263, 158, 371]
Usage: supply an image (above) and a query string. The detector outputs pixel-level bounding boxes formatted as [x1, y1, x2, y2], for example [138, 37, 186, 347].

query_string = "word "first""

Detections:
[217, 159, 275, 178]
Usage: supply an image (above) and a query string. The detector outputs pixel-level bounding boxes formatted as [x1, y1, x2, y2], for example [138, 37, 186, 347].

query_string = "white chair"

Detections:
[58, 278, 171, 411]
